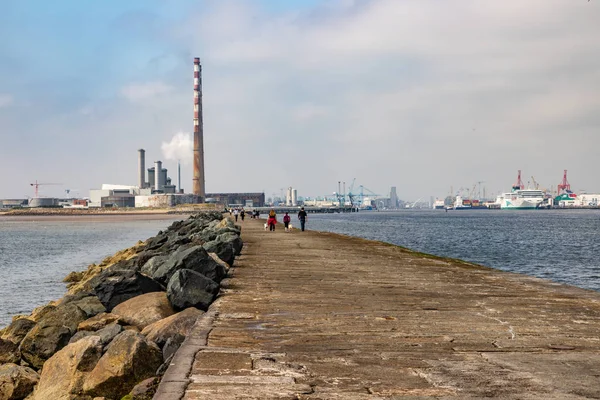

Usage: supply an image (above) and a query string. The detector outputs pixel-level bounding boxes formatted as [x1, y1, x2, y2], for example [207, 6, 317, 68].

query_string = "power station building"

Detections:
[205, 193, 265, 208]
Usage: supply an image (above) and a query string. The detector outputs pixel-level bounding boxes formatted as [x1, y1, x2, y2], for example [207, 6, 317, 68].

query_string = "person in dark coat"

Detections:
[298, 207, 307, 231]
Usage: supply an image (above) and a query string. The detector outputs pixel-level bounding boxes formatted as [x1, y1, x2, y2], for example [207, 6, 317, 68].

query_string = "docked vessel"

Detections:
[452, 196, 487, 210]
[496, 189, 545, 209]
[433, 199, 446, 210]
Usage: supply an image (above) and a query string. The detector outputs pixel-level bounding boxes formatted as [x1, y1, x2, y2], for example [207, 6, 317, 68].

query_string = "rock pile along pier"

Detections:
[0, 211, 242, 400]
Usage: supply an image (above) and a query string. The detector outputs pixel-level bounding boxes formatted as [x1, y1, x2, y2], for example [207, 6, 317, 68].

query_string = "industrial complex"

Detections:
[2, 57, 267, 210]
[1, 59, 598, 212]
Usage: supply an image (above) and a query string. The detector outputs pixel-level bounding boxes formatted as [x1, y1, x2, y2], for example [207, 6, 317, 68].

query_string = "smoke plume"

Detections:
[161, 132, 193, 165]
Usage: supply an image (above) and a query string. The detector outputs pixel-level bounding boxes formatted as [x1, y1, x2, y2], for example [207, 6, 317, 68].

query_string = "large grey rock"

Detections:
[111, 292, 175, 330]
[166, 269, 220, 311]
[82, 331, 162, 399]
[69, 323, 122, 346]
[216, 232, 243, 255]
[145, 232, 168, 251]
[69, 296, 106, 318]
[141, 307, 203, 347]
[29, 336, 102, 400]
[142, 245, 227, 285]
[19, 303, 88, 369]
[91, 268, 164, 312]
[0, 363, 39, 400]
[1, 319, 36, 345]
[202, 240, 235, 267]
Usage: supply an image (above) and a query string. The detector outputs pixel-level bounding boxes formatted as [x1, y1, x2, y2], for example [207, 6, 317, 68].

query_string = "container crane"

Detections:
[557, 169, 571, 195]
[531, 176, 539, 190]
[358, 185, 380, 207]
[512, 170, 524, 191]
[30, 181, 62, 198]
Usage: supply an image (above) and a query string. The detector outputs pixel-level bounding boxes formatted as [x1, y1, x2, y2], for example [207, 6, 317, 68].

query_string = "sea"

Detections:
[1, 210, 599, 328]
[307, 209, 600, 292]
[0, 215, 182, 328]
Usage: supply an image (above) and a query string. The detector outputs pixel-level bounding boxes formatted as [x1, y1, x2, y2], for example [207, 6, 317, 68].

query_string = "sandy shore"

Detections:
[0, 213, 188, 222]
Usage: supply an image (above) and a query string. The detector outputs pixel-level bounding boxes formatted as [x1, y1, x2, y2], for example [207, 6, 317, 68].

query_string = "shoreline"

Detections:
[0, 214, 187, 222]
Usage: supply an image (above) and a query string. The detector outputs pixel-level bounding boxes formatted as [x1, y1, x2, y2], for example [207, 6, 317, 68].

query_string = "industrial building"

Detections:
[0, 199, 28, 208]
[205, 193, 265, 208]
[285, 187, 298, 206]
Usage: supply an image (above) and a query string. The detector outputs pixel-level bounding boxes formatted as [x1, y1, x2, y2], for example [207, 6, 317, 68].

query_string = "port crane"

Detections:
[513, 170, 524, 190]
[357, 185, 380, 207]
[557, 169, 571, 195]
[30, 181, 62, 198]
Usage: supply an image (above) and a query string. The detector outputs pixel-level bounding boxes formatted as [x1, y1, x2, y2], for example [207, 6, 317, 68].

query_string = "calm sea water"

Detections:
[0, 215, 182, 327]
[307, 209, 600, 292]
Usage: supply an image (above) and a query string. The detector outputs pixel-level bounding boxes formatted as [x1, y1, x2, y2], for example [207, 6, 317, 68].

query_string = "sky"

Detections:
[1, 0, 599, 202]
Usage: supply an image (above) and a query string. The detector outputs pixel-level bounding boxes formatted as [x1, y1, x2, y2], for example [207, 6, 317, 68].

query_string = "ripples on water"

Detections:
[0, 216, 181, 327]
[308, 209, 600, 292]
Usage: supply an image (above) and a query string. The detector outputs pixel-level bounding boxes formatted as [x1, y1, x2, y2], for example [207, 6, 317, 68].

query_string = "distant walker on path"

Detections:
[298, 207, 307, 231]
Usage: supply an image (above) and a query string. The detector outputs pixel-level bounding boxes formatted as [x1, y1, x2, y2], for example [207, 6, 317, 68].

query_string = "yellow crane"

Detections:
[531, 176, 540, 190]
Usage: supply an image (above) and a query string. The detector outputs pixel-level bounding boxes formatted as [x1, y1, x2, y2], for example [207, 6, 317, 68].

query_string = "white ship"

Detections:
[496, 189, 545, 209]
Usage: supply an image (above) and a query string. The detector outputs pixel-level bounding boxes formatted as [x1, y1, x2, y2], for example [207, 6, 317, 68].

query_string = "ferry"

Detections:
[496, 189, 545, 209]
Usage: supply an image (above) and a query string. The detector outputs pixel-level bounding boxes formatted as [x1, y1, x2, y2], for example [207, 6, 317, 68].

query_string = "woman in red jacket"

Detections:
[267, 209, 277, 231]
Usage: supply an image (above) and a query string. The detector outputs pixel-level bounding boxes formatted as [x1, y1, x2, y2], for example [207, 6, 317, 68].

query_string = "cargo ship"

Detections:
[452, 196, 488, 210]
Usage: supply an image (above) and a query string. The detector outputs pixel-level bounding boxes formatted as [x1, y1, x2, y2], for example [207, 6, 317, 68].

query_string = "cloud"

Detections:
[161, 132, 193, 165]
[120, 81, 173, 102]
[0, 94, 13, 108]
[176, 0, 600, 197]
[1, 0, 600, 200]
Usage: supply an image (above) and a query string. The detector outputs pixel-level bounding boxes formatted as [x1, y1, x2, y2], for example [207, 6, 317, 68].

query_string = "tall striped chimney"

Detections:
[192, 57, 205, 198]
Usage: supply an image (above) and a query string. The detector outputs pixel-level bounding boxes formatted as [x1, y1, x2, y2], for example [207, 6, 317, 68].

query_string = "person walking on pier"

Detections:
[267, 209, 277, 231]
[240, 209, 245, 221]
[283, 212, 291, 232]
[234, 208, 239, 222]
[298, 207, 307, 231]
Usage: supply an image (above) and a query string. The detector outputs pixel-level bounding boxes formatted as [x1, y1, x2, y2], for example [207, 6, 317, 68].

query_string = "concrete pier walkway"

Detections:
[158, 218, 600, 399]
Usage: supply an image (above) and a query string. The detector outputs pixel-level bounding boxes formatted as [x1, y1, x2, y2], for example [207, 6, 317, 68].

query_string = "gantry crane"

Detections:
[557, 169, 571, 195]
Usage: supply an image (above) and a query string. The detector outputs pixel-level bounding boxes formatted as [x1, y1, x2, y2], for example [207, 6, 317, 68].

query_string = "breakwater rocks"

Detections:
[0, 211, 242, 400]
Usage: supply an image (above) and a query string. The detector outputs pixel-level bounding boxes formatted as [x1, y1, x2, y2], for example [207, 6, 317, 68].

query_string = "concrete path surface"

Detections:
[157, 218, 600, 399]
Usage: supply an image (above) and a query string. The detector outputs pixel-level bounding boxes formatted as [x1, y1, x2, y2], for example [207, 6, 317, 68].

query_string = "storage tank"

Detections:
[147, 167, 155, 190]
[292, 189, 298, 206]
[160, 168, 167, 190]
[28, 198, 58, 207]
